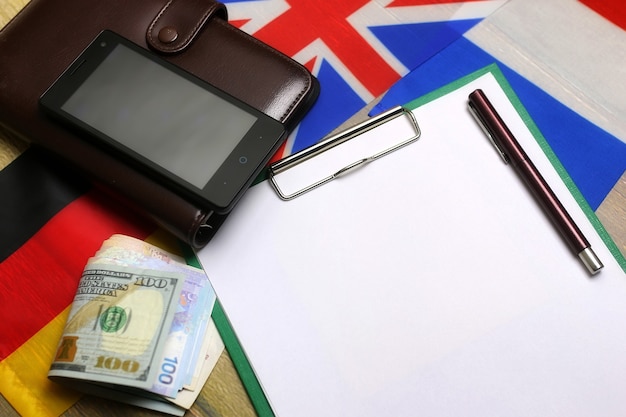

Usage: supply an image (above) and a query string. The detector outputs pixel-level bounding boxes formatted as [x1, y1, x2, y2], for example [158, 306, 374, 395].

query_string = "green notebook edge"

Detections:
[182, 245, 275, 417]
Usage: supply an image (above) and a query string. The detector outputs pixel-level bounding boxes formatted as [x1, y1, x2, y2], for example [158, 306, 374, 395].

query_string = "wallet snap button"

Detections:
[158, 26, 179, 44]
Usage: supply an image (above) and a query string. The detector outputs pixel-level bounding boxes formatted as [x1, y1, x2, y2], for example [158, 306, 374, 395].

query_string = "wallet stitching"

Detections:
[148, 0, 222, 53]
[147, 2, 311, 122]
[147, 0, 174, 48]
[216, 19, 311, 122]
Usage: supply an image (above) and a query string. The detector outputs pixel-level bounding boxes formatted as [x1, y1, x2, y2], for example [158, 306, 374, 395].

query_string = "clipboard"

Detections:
[197, 65, 626, 417]
[268, 106, 421, 201]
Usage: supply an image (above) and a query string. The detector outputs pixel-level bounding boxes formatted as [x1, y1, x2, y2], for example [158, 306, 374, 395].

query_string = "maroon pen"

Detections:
[468, 89, 603, 275]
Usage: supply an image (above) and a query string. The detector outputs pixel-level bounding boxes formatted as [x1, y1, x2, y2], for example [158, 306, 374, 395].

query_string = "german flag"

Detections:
[0, 4, 171, 415]
[0, 142, 156, 416]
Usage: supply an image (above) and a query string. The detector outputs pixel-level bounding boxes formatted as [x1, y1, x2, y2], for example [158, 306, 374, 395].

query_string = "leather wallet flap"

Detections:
[147, 0, 227, 54]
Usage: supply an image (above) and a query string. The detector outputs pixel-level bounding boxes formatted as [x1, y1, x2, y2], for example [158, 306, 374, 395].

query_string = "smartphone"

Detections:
[40, 30, 287, 214]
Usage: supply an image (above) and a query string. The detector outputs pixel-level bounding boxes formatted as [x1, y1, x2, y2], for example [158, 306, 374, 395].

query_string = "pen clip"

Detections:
[468, 100, 509, 164]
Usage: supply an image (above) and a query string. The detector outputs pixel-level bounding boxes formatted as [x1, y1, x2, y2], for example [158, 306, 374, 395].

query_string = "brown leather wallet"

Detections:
[0, 0, 319, 248]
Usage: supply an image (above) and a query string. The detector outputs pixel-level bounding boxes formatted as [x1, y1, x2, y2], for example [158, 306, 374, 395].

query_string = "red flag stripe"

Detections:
[390, 0, 486, 4]
[251, 0, 400, 98]
[0, 190, 153, 359]
[580, 0, 626, 31]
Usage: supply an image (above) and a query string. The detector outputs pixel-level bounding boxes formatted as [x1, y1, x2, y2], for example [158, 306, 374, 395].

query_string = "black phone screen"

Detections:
[40, 31, 286, 213]
[61, 43, 257, 190]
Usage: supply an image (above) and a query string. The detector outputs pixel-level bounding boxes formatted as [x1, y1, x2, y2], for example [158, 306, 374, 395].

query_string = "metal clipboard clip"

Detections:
[269, 106, 421, 201]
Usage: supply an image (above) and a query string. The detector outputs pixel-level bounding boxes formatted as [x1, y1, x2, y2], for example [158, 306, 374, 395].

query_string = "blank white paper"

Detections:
[198, 71, 626, 417]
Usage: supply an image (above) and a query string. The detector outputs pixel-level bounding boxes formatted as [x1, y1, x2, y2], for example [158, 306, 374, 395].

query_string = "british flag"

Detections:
[223, 0, 507, 156]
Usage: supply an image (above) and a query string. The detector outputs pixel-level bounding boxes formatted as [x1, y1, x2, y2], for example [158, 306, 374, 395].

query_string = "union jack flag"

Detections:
[223, 0, 507, 156]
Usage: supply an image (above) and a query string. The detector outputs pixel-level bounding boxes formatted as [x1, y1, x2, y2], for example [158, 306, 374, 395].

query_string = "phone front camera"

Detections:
[100, 42, 107, 48]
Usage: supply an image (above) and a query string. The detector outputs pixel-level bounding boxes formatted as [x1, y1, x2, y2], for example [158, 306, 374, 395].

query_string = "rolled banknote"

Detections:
[49, 265, 184, 390]
[166, 318, 225, 409]
[49, 234, 222, 414]
[91, 235, 216, 398]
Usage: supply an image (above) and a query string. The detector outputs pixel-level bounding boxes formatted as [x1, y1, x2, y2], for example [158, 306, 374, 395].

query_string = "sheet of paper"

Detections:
[197, 70, 626, 417]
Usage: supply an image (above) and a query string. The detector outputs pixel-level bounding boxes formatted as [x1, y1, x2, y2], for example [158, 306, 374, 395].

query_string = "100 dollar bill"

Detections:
[92, 235, 216, 398]
[49, 265, 184, 390]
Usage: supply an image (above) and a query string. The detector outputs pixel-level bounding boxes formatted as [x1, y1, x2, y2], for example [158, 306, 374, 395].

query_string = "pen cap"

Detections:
[468, 89, 529, 165]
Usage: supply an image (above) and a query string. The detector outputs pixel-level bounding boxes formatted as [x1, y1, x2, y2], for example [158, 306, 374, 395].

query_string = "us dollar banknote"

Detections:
[90, 235, 217, 398]
[49, 264, 184, 390]
[48, 235, 222, 414]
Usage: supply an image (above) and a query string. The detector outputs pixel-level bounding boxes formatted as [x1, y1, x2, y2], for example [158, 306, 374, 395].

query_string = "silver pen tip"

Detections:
[579, 247, 603, 275]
